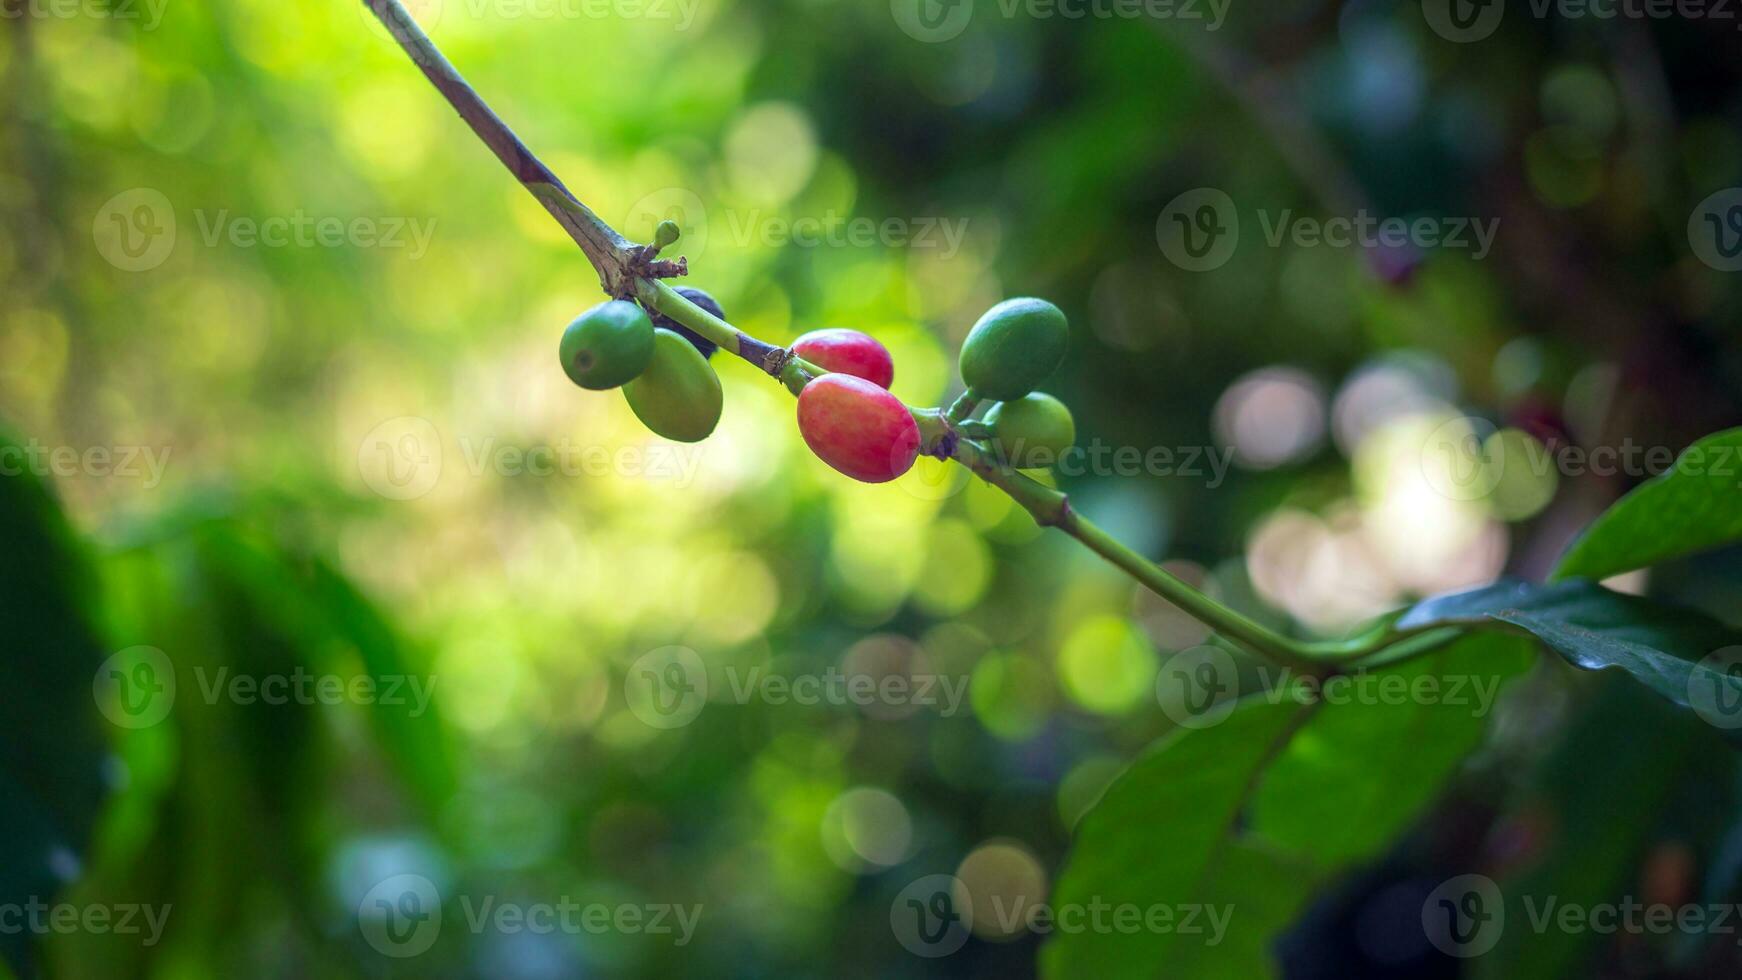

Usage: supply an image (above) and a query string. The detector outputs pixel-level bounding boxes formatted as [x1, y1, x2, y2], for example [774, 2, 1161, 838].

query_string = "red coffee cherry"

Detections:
[791, 328, 895, 389]
[796, 374, 920, 483]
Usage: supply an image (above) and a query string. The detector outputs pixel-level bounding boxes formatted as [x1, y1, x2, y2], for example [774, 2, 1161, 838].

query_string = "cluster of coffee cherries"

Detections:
[560, 291, 1077, 483]
[559, 286, 729, 442]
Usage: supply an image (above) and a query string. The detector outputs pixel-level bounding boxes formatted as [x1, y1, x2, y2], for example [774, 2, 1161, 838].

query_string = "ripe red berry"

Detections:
[796, 374, 920, 483]
[791, 328, 895, 389]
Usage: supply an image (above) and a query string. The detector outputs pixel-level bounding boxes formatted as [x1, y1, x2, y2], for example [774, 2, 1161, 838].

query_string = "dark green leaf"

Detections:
[1397, 578, 1742, 714]
[0, 438, 110, 975]
[1044, 634, 1533, 979]
[1476, 676, 1707, 980]
[1040, 700, 1314, 980]
[1553, 428, 1742, 582]
[1252, 634, 1534, 865]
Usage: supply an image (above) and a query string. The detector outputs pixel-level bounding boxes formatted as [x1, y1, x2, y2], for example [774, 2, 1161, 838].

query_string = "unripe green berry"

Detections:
[958, 298, 1069, 402]
[623, 328, 724, 442]
[560, 300, 655, 390]
[986, 392, 1075, 468]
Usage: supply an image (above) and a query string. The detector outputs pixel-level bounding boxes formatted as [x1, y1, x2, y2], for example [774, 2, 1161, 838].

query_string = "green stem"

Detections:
[940, 436, 1328, 673]
[1066, 515, 1329, 673]
[642, 279, 756, 360]
[944, 390, 981, 424]
[1347, 627, 1465, 671]
[363, 0, 1447, 676]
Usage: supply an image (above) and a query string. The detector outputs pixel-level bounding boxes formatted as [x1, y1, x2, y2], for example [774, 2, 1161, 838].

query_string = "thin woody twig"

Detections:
[359, 0, 1385, 674]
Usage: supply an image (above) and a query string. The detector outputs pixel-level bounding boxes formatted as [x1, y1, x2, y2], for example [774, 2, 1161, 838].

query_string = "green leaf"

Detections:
[0, 438, 110, 975]
[1476, 676, 1706, 980]
[1043, 635, 1533, 979]
[305, 556, 455, 810]
[46, 517, 451, 976]
[1040, 699, 1314, 980]
[1553, 427, 1742, 582]
[1252, 635, 1534, 865]
[1397, 578, 1742, 714]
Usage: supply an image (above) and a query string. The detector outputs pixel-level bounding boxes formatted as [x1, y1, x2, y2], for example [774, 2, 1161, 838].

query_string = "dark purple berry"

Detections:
[652, 287, 724, 359]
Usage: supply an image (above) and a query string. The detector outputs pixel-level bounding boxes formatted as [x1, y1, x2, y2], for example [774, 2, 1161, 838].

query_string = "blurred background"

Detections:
[3, 0, 1742, 976]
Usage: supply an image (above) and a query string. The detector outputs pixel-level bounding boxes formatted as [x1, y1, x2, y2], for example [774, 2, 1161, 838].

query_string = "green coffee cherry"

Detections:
[986, 392, 1076, 468]
[958, 298, 1068, 401]
[623, 329, 724, 442]
[560, 300, 655, 390]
